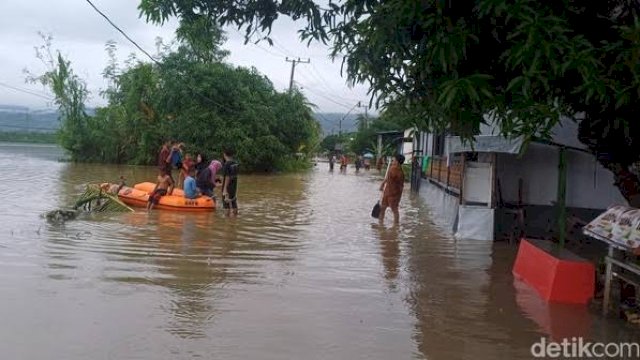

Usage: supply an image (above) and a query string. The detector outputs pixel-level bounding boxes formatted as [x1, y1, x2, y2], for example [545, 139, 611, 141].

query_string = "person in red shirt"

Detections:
[157, 140, 175, 187]
[178, 153, 194, 188]
[340, 154, 348, 172]
[158, 141, 171, 170]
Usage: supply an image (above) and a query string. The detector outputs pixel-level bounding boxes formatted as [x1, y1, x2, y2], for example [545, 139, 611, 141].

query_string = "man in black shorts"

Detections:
[147, 168, 174, 211]
[221, 148, 239, 216]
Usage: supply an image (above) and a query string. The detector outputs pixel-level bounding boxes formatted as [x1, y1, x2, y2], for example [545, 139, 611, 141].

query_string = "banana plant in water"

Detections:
[45, 184, 133, 223]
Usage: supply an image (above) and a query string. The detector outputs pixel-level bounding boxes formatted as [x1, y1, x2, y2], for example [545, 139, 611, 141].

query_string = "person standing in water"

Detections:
[378, 154, 405, 225]
[222, 148, 239, 216]
[340, 154, 348, 173]
[209, 159, 223, 198]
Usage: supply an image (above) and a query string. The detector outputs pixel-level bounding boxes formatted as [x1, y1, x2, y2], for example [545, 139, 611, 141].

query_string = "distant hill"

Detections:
[0, 105, 59, 133]
[0, 105, 30, 112]
[0, 106, 352, 136]
[313, 113, 360, 136]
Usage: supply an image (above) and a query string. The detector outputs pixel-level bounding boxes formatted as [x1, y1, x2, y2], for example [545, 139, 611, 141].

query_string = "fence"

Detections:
[426, 156, 463, 192]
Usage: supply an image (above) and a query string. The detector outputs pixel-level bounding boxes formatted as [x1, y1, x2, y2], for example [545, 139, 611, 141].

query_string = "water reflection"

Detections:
[49, 163, 312, 340]
[374, 224, 401, 287]
[514, 279, 592, 341]
[405, 195, 536, 359]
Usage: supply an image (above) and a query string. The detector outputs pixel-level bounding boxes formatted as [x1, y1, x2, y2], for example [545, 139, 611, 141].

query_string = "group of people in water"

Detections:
[148, 140, 239, 215]
[147, 141, 404, 224]
[328, 153, 390, 173]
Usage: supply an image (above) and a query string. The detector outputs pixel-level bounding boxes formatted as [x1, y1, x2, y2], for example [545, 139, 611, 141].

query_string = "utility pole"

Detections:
[340, 102, 361, 137]
[356, 101, 369, 128]
[285, 57, 310, 93]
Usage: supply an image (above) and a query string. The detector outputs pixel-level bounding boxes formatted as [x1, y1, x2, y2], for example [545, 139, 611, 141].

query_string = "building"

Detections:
[375, 129, 416, 162]
[414, 118, 627, 241]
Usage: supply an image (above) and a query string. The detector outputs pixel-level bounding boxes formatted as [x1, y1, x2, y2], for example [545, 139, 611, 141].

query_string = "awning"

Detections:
[447, 135, 524, 155]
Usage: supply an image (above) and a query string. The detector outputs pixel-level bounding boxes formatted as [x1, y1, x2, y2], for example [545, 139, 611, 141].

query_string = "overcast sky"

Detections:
[0, 0, 374, 116]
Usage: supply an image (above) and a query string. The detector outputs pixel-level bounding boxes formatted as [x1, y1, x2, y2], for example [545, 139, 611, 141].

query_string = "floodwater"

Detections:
[0, 143, 637, 360]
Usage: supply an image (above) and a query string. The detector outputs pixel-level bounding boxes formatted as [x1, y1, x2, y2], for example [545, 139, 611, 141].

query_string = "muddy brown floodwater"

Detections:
[0, 143, 637, 359]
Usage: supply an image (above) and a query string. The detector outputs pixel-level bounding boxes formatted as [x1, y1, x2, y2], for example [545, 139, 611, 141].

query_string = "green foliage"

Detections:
[26, 33, 92, 161]
[349, 114, 402, 155]
[74, 184, 133, 212]
[276, 156, 314, 172]
[137, 0, 640, 203]
[29, 34, 320, 172]
[320, 134, 340, 153]
[320, 114, 401, 155]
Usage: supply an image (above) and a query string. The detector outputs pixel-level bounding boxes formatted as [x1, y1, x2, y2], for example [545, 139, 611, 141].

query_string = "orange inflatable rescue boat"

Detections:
[117, 182, 215, 212]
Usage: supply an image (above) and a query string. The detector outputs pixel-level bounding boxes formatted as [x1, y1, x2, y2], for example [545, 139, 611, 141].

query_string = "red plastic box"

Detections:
[513, 239, 595, 304]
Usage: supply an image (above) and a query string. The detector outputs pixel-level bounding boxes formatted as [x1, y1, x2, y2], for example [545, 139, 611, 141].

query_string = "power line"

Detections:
[254, 42, 287, 58]
[82, 0, 251, 114]
[296, 76, 353, 110]
[83, 0, 342, 119]
[0, 81, 54, 101]
[230, 28, 288, 58]
[233, 30, 297, 59]
[307, 63, 342, 96]
[84, 0, 160, 65]
[271, 38, 295, 57]
[296, 72, 354, 105]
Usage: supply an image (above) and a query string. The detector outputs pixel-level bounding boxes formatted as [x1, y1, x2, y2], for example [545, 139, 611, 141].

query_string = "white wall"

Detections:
[565, 149, 627, 209]
[426, 133, 434, 157]
[464, 162, 493, 204]
[403, 128, 414, 161]
[497, 143, 627, 209]
[497, 144, 558, 206]
[416, 132, 428, 156]
[419, 180, 460, 233]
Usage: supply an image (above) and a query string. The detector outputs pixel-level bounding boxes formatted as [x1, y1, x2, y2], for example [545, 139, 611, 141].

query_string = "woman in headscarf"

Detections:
[194, 153, 213, 196]
[209, 160, 223, 189]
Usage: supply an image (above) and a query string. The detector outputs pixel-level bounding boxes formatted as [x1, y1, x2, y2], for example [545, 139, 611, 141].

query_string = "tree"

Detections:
[349, 114, 402, 155]
[320, 134, 340, 153]
[29, 35, 320, 171]
[26, 33, 92, 161]
[138, 0, 640, 206]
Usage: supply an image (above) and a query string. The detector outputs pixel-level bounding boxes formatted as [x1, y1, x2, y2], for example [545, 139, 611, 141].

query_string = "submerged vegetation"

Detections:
[28, 28, 320, 172]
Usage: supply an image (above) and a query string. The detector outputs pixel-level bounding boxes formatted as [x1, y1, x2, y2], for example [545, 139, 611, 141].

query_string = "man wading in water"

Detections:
[222, 148, 239, 216]
[378, 154, 405, 225]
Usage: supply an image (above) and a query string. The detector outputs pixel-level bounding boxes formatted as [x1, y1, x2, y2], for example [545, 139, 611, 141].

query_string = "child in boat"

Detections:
[183, 167, 199, 199]
[147, 168, 174, 211]
[178, 153, 194, 188]
[222, 148, 239, 216]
